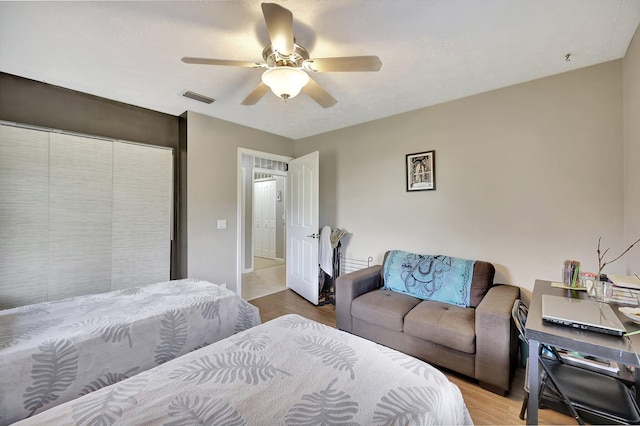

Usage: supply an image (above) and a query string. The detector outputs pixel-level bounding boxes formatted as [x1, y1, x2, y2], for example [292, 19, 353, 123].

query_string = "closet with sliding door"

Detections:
[0, 123, 173, 309]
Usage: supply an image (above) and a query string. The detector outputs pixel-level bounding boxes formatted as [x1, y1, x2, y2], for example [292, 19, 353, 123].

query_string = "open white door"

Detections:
[286, 151, 319, 305]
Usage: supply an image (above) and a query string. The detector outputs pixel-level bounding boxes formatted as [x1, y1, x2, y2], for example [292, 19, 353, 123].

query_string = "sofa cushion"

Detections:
[351, 289, 422, 332]
[382, 250, 476, 307]
[404, 300, 476, 354]
[469, 261, 495, 308]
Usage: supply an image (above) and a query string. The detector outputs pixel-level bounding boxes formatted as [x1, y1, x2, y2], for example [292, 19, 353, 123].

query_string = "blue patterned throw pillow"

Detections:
[382, 250, 476, 307]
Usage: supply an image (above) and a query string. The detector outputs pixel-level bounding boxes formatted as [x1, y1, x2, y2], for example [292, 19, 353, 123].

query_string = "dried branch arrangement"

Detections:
[597, 236, 640, 277]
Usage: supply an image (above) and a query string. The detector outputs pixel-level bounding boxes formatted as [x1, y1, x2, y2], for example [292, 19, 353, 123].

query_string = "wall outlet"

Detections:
[217, 219, 227, 229]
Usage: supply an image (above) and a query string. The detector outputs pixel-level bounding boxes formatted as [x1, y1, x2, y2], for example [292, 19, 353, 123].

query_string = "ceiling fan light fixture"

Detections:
[261, 67, 309, 100]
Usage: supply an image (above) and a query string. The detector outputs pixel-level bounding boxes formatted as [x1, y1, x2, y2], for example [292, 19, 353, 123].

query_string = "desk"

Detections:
[524, 279, 640, 425]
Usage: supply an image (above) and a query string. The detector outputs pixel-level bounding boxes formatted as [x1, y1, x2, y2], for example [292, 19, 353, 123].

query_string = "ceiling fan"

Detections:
[181, 2, 382, 108]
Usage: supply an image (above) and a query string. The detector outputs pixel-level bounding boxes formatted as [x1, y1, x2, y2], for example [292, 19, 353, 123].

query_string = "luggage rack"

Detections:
[341, 255, 374, 274]
[318, 251, 373, 306]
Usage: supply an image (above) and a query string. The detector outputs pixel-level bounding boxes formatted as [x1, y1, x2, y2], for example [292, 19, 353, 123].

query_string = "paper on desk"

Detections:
[550, 281, 586, 290]
[608, 275, 640, 290]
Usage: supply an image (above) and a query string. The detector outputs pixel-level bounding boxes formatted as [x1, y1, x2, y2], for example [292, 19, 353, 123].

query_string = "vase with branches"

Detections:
[596, 236, 640, 278]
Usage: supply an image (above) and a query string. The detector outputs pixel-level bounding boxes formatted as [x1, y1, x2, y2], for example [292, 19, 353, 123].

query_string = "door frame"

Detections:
[236, 148, 293, 297]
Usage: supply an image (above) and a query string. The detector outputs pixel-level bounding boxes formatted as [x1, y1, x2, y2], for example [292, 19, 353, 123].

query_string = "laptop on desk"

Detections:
[541, 294, 627, 337]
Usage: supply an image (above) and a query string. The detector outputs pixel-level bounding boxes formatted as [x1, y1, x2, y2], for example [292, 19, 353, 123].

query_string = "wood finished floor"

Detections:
[249, 289, 574, 425]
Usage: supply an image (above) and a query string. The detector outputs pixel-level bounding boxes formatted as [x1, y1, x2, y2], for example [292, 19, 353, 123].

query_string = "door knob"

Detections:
[306, 233, 320, 239]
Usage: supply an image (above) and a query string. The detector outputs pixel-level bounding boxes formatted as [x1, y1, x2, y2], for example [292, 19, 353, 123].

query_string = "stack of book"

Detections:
[557, 349, 620, 374]
[607, 275, 640, 306]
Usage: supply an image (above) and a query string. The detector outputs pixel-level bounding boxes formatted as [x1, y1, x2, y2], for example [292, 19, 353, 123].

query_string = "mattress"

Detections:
[0, 278, 261, 425]
[15, 314, 473, 425]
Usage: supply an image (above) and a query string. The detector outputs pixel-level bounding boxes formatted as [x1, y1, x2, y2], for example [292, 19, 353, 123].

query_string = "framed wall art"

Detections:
[406, 150, 435, 191]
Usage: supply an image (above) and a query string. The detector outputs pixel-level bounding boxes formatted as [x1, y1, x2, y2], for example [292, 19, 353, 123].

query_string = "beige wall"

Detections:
[295, 61, 625, 294]
[624, 25, 640, 273]
[187, 111, 293, 292]
[187, 42, 638, 296]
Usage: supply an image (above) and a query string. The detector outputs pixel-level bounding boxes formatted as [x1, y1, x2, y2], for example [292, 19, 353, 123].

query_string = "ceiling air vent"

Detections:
[183, 91, 215, 104]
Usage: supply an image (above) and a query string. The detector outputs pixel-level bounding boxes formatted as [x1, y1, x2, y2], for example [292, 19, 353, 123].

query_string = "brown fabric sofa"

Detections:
[336, 254, 520, 395]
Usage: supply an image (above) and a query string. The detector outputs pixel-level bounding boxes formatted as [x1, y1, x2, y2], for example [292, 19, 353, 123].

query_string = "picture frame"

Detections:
[406, 150, 435, 191]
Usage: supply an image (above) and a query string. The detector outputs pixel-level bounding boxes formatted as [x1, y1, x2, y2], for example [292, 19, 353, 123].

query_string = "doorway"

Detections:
[238, 150, 290, 300]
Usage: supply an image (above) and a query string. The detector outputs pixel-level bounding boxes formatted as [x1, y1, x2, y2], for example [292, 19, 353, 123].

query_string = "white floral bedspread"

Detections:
[0, 279, 261, 425]
[15, 314, 473, 425]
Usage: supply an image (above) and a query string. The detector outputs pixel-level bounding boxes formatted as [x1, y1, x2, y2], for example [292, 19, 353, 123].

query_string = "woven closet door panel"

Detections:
[0, 126, 49, 309]
[48, 133, 113, 301]
[111, 142, 171, 290]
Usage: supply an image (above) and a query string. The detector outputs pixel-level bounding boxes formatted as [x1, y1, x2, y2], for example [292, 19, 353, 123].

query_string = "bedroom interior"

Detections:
[1, 0, 640, 424]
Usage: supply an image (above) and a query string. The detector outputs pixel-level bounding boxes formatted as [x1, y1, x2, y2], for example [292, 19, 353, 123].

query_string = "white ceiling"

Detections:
[1, 1, 639, 140]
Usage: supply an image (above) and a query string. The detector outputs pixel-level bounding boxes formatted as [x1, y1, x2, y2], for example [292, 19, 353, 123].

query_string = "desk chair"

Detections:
[512, 299, 640, 425]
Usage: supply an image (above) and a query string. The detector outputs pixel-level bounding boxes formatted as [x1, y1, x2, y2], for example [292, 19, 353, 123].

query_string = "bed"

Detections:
[0, 279, 261, 425]
[14, 314, 473, 425]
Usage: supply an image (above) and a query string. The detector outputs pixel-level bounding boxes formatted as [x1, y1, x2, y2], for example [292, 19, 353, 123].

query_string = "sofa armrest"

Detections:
[475, 284, 520, 394]
[335, 265, 382, 332]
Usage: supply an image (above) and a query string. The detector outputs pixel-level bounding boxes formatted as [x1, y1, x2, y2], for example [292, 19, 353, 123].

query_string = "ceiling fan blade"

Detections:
[302, 78, 337, 108]
[241, 82, 271, 106]
[303, 56, 382, 72]
[182, 57, 265, 68]
[261, 3, 294, 55]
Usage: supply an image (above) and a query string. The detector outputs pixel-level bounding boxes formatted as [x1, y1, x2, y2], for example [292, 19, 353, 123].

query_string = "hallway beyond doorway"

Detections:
[242, 257, 285, 300]
[253, 256, 284, 271]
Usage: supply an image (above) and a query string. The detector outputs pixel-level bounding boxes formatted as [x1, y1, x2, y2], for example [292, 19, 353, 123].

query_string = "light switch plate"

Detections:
[217, 219, 227, 229]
